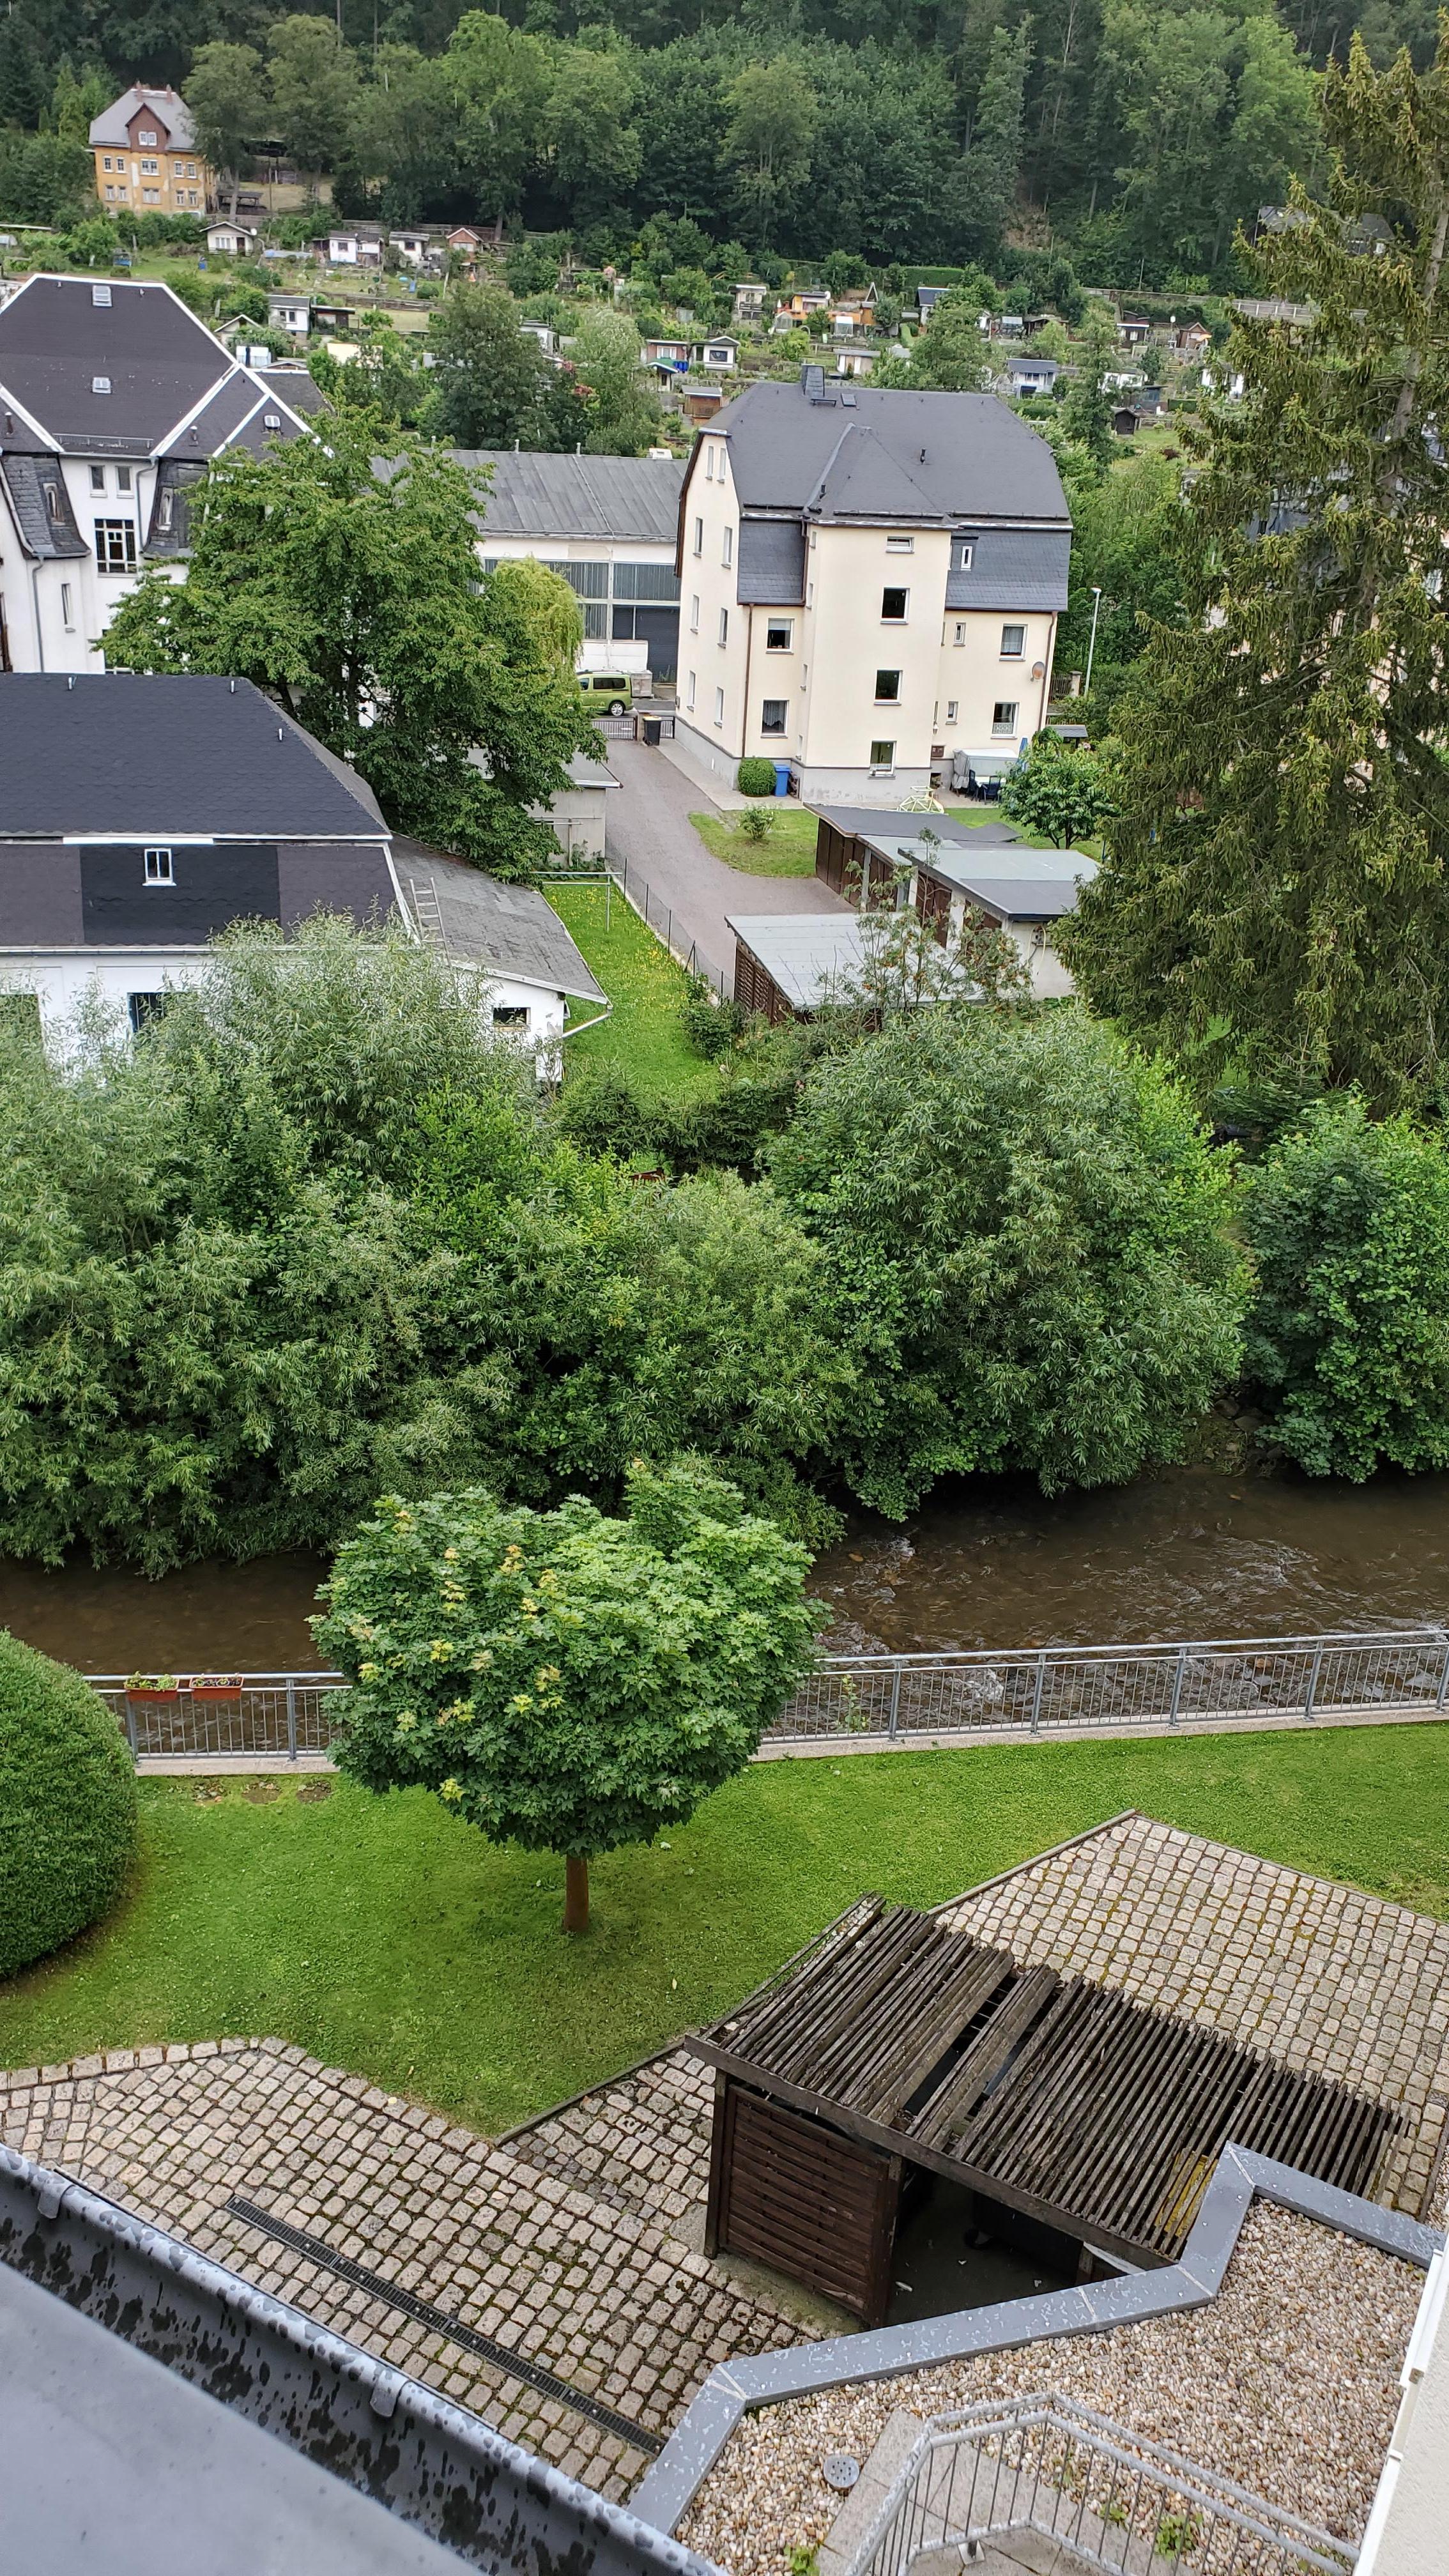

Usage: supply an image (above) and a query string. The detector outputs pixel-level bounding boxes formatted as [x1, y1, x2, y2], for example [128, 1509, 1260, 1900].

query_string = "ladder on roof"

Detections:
[406, 875, 449, 952]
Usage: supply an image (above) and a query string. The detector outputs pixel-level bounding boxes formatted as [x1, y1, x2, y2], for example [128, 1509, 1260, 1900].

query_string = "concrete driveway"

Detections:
[602, 739, 847, 988]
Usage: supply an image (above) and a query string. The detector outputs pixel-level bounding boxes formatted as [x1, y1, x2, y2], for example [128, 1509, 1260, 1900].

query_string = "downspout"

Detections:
[560, 1001, 613, 1040]
[29, 561, 45, 671]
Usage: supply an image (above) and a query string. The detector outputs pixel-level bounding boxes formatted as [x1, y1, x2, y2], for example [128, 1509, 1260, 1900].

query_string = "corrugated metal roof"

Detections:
[454, 451, 684, 544]
[946, 528, 1071, 611]
[394, 842, 606, 1004]
[710, 380, 1070, 528]
[736, 518, 806, 603]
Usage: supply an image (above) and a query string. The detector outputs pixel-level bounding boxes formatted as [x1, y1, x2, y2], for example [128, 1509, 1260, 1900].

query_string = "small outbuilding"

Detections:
[693, 1896, 1399, 2326]
[727, 912, 870, 1022]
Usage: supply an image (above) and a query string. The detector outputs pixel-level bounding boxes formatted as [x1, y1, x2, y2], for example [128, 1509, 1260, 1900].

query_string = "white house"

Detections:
[316, 226, 384, 268]
[459, 448, 686, 684]
[0, 275, 312, 677]
[696, 335, 739, 372]
[388, 226, 433, 267]
[268, 289, 312, 335]
[205, 220, 257, 257]
[0, 675, 605, 1077]
[672, 366, 1071, 804]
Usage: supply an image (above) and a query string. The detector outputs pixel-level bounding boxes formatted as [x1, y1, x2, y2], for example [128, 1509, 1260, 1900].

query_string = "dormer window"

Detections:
[263, 411, 282, 429]
[92, 283, 112, 306]
[92, 376, 111, 395]
[144, 847, 174, 885]
[157, 487, 174, 532]
[43, 480, 62, 518]
[138, 126, 157, 144]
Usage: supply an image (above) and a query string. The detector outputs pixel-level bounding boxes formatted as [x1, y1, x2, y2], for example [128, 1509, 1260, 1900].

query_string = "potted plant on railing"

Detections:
[188, 1673, 245, 1703]
[125, 1671, 180, 1705]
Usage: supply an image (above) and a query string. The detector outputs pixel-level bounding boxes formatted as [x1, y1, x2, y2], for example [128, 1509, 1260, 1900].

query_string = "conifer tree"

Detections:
[1061, 31, 1449, 1111]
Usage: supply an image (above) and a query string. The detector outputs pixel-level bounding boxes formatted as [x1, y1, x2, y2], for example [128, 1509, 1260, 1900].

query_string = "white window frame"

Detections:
[722, 525, 733, 568]
[881, 586, 908, 623]
[875, 669, 901, 703]
[693, 516, 703, 556]
[90, 464, 106, 492]
[760, 698, 788, 736]
[945, 698, 958, 722]
[953, 621, 967, 647]
[686, 670, 696, 712]
[117, 466, 132, 493]
[61, 583, 75, 630]
[717, 606, 728, 647]
[144, 846, 174, 885]
[869, 739, 896, 773]
[94, 519, 137, 574]
[765, 618, 793, 651]
[689, 594, 700, 632]
[1000, 622, 1026, 659]
[714, 685, 724, 728]
[992, 700, 1019, 735]
[885, 533, 914, 553]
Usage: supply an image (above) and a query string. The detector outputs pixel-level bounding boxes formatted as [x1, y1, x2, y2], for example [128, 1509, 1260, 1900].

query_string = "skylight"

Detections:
[92, 284, 112, 308]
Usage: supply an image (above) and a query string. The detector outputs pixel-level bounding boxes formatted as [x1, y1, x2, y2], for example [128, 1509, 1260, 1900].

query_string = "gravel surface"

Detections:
[678, 2205, 1420, 2572]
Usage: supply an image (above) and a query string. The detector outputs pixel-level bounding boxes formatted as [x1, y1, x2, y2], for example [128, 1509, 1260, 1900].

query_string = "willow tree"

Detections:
[1061, 31, 1449, 1111]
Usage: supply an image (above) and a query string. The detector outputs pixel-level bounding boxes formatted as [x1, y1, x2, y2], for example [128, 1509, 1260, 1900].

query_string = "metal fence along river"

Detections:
[88, 1624, 1449, 1762]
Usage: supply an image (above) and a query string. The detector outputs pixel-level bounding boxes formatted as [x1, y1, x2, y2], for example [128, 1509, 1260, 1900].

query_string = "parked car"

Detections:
[578, 672, 633, 715]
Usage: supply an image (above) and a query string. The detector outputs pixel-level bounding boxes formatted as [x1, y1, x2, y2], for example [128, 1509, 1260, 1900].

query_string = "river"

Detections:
[2, 1466, 1448, 1674]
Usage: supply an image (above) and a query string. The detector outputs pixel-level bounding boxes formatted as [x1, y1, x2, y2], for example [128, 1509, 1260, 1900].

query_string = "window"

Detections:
[706, 447, 714, 479]
[686, 670, 696, 711]
[881, 587, 908, 622]
[104, 185, 116, 199]
[61, 583, 74, 629]
[91, 464, 106, 492]
[144, 847, 174, 885]
[157, 487, 174, 532]
[128, 992, 167, 1034]
[263, 411, 282, 430]
[992, 700, 1019, 734]
[187, 162, 197, 178]
[92, 375, 111, 395]
[714, 685, 724, 727]
[693, 516, 703, 555]
[885, 534, 914, 553]
[1000, 622, 1025, 658]
[760, 698, 788, 734]
[946, 698, 958, 722]
[117, 466, 132, 493]
[140, 158, 158, 174]
[102, 155, 113, 170]
[492, 1004, 529, 1027]
[717, 606, 728, 647]
[689, 594, 700, 632]
[765, 618, 793, 651]
[42, 481, 62, 519]
[137, 127, 157, 145]
[953, 621, 967, 647]
[722, 525, 733, 567]
[95, 519, 137, 573]
[875, 669, 901, 702]
[870, 740, 896, 771]
[952, 539, 974, 571]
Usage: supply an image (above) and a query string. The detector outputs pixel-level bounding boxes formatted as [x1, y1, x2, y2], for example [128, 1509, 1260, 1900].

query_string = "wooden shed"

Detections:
[692, 1899, 1398, 2327]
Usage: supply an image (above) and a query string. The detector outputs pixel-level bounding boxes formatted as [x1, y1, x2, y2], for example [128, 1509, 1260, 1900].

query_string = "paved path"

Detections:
[602, 740, 847, 988]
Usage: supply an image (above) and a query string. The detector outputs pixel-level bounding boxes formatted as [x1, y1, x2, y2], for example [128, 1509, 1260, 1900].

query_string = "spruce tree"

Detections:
[1061, 31, 1449, 1111]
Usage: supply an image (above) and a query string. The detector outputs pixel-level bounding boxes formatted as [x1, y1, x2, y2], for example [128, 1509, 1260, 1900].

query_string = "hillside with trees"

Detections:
[0, 0, 1409, 289]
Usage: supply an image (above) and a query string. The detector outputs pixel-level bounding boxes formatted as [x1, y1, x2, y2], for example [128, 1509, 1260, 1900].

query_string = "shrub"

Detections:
[737, 757, 778, 797]
[555, 1062, 654, 1156]
[681, 972, 744, 1060]
[0, 1630, 137, 1978]
[1241, 1098, 1449, 1478]
[737, 806, 774, 844]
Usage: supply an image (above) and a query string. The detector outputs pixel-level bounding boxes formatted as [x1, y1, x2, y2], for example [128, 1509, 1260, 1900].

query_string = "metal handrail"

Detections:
[848, 2391, 1356, 2576]
[85, 1623, 1449, 1760]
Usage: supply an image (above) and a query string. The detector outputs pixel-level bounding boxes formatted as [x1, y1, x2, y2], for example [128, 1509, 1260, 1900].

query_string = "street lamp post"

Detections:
[1084, 586, 1103, 699]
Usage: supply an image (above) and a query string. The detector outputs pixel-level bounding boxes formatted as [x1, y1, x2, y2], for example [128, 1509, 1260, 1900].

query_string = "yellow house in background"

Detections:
[88, 86, 209, 215]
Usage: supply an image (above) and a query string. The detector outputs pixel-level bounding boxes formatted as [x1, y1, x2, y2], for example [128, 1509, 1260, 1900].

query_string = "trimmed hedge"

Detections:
[0, 1631, 137, 1979]
[737, 758, 778, 797]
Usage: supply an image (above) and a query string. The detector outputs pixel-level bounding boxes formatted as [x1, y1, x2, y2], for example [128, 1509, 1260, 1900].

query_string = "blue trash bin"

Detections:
[772, 762, 791, 798]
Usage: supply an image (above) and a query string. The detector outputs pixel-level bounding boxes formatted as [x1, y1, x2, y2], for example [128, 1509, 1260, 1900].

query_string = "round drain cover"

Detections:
[822, 2455, 861, 2493]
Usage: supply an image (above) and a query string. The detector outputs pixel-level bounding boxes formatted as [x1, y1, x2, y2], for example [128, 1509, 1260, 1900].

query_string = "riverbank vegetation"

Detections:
[2, 1725, 1446, 2129]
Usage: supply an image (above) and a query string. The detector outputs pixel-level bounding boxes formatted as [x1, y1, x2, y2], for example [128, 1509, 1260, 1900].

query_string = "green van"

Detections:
[578, 671, 634, 715]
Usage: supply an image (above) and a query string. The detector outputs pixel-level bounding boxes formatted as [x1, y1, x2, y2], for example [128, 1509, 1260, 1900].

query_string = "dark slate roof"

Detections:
[0, 678, 388, 839]
[945, 528, 1071, 612]
[392, 841, 606, 1002]
[256, 365, 328, 418]
[454, 450, 685, 544]
[0, 277, 306, 459]
[736, 518, 806, 604]
[143, 457, 207, 556]
[709, 379, 1070, 528]
[0, 452, 88, 560]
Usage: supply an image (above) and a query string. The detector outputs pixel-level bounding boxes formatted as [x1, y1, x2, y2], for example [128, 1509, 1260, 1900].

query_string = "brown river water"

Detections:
[2, 1467, 1448, 1672]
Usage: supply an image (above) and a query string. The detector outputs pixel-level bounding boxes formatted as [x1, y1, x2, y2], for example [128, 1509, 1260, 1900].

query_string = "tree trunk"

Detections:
[562, 1854, 589, 1934]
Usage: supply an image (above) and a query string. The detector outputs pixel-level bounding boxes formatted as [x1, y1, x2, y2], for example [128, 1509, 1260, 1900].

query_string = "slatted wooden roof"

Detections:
[691, 1898, 1399, 2265]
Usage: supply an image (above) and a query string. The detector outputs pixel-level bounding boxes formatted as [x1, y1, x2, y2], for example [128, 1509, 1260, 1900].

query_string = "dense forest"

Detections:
[0, 0, 1436, 286]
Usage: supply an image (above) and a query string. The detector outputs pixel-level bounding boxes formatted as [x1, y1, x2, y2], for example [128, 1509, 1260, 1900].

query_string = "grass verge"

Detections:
[546, 880, 714, 1099]
[688, 808, 819, 876]
[3, 1726, 1446, 2133]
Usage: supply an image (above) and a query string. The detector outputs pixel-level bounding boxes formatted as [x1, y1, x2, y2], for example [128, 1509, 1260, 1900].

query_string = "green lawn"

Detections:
[688, 808, 819, 877]
[546, 881, 715, 1099]
[3, 1726, 1447, 2133]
